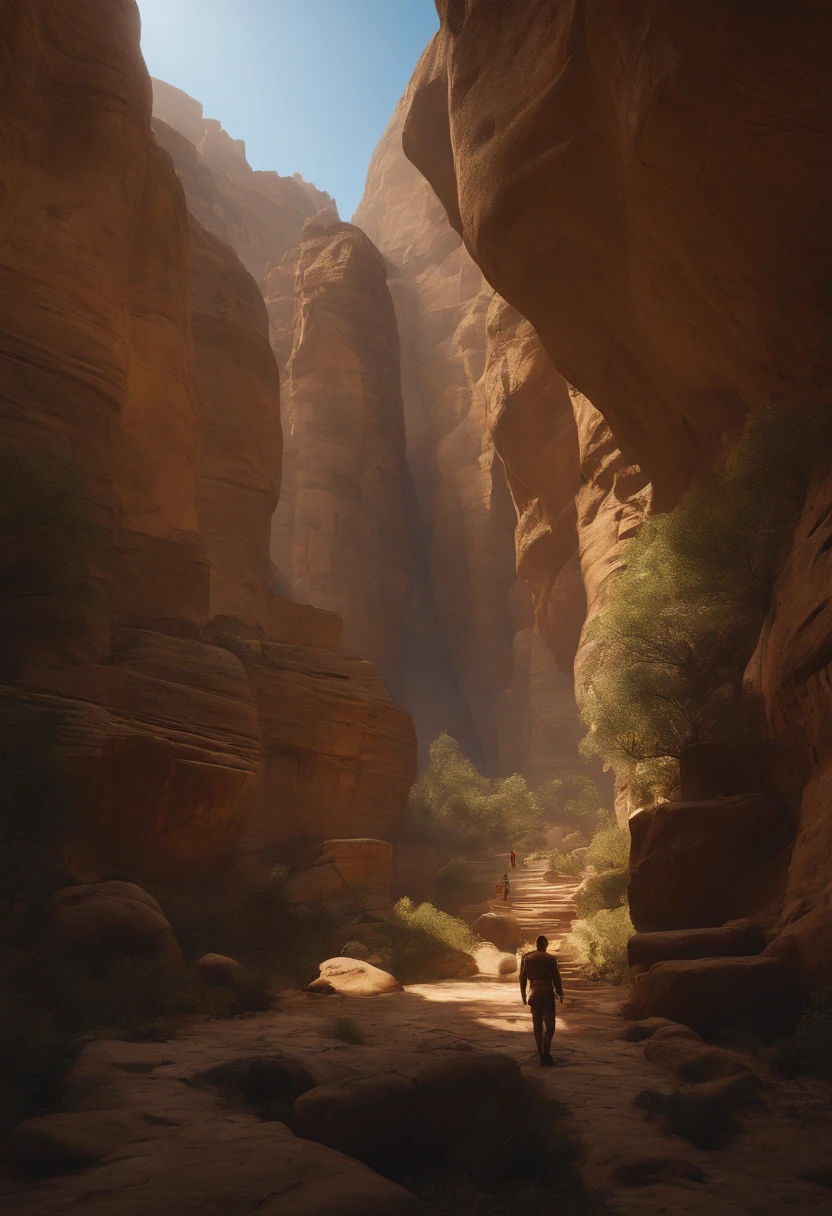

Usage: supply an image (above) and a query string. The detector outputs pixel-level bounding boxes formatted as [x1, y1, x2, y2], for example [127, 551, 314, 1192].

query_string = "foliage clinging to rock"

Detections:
[580, 403, 832, 804]
[384, 897, 476, 984]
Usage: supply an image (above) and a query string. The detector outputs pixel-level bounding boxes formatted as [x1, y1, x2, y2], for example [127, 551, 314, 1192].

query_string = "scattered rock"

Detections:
[293, 1052, 522, 1173]
[2, 1120, 422, 1215]
[8, 1110, 151, 1178]
[475, 942, 518, 977]
[628, 922, 766, 971]
[627, 955, 796, 1034]
[284, 859, 349, 905]
[308, 958, 402, 997]
[620, 1016, 684, 1042]
[194, 953, 245, 986]
[43, 882, 183, 970]
[471, 912, 524, 952]
[648, 1024, 703, 1045]
[416, 947, 478, 980]
[611, 1152, 705, 1186]
[644, 1039, 759, 1089]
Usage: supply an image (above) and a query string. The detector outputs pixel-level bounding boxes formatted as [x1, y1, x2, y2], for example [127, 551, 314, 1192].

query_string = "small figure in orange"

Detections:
[520, 934, 564, 1066]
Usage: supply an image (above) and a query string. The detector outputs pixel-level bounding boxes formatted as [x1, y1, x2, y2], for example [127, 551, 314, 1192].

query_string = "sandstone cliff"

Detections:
[151, 79, 337, 290]
[271, 217, 411, 695]
[0, 0, 415, 887]
[355, 100, 582, 777]
[404, 2, 832, 985]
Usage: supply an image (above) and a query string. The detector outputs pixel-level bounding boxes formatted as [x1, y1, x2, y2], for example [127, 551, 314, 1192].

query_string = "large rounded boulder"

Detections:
[307, 958, 402, 996]
[471, 912, 523, 953]
[44, 881, 183, 969]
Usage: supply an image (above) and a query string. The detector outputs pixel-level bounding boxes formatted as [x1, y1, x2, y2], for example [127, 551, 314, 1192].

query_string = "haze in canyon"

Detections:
[1, 3, 832, 1214]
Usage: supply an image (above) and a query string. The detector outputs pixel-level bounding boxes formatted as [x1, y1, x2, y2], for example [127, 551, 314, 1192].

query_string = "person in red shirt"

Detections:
[510, 849, 516, 869]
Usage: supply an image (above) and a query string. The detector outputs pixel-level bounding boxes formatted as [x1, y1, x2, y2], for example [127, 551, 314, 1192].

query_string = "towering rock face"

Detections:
[405, 3, 832, 508]
[404, 2, 832, 982]
[0, 0, 415, 887]
[151, 79, 337, 290]
[272, 218, 410, 694]
[355, 100, 581, 777]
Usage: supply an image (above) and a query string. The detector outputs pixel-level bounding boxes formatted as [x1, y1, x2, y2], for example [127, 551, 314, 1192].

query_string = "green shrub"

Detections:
[535, 775, 607, 833]
[0, 449, 113, 677]
[567, 906, 633, 984]
[384, 897, 476, 984]
[327, 1016, 365, 1045]
[574, 868, 629, 918]
[771, 988, 832, 1079]
[580, 403, 832, 805]
[585, 825, 629, 872]
[432, 857, 491, 909]
[546, 850, 583, 878]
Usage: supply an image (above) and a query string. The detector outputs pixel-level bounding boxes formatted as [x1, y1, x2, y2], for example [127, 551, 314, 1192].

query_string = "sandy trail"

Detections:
[4, 859, 831, 1214]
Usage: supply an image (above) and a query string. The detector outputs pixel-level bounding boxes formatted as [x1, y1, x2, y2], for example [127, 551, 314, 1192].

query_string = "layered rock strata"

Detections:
[270, 218, 411, 694]
[151, 79, 337, 288]
[0, 0, 415, 887]
[355, 98, 582, 776]
[403, 2, 832, 985]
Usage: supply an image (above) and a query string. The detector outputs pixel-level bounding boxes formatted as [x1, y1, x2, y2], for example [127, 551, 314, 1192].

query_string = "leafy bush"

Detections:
[580, 403, 832, 805]
[567, 906, 633, 984]
[535, 775, 607, 833]
[384, 897, 476, 984]
[561, 831, 588, 852]
[432, 857, 491, 909]
[0, 449, 113, 677]
[0, 695, 75, 909]
[327, 1016, 365, 1045]
[546, 850, 583, 878]
[574, 867, 629, 918]
[585, 825, 629, 872]
[771, 988, 832, 1079]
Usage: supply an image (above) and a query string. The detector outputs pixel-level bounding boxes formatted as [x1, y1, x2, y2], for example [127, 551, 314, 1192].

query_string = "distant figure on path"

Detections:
[510, 849, 516, 869]
[495, 880, 504, 901]
[503, 877, 510, 902]
[520, 934, 564, 1067]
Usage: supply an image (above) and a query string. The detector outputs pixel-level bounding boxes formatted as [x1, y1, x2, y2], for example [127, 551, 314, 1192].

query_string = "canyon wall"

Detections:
[0, 0, 415, 888]
[355, 100, 584, 778]
[404, 2, 832, 984]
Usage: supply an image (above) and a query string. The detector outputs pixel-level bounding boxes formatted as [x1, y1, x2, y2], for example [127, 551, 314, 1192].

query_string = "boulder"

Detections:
[307, 958, 402, 997]
[43, 883, 183, 970]
[293, 1052, 522, 1173]
[194, 1054, 317, 1119]
[475, 942, 518, 977]
[8, 1111, 150, 1178]
[194, 953, 245, 987]
[620, 1017, 682, 1043]
[471, 912, 524, 952]
[628, 795, 793, 931]
[2, 1119, 421, 1216]
[647, 1024, 703, 1046]
[628, 955, 797, 1034]
[611, 1153, 705, 1186]
[284, 860, 349, 905]
[628, 922, 766, 972]
[416, 948, 478, 981]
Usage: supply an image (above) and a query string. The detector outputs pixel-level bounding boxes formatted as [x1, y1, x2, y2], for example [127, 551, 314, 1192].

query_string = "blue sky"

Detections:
[138, 0, 439, 218]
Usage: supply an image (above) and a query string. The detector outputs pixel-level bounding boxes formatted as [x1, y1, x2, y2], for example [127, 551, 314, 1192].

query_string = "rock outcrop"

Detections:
[0, 1, 415, 888]
[151, 80, 337, 288]
[271, 218, 411, 694]
[355, 98, 582, 777]
[402, 1, 832, 988]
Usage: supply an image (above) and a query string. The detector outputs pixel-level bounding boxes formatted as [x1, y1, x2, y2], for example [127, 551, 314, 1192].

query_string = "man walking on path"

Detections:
[520, 935, 564, 1066]
[510, 849, 516, 869]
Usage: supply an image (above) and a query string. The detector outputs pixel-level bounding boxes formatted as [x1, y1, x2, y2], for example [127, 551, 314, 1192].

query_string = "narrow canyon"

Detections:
[1, 2, 832, 1214]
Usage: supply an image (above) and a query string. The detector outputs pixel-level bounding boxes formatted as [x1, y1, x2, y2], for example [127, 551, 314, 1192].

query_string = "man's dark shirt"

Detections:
[520, 949, 563, 1006]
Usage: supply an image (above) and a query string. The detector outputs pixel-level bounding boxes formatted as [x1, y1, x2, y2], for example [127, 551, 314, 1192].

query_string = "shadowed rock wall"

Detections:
[0, 0, 415, 887]
[403, 0, 832, 983]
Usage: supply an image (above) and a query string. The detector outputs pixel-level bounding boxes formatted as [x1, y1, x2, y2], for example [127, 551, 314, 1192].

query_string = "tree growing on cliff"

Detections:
[581, 402, 832, 803]
[0, 449, 113, 677]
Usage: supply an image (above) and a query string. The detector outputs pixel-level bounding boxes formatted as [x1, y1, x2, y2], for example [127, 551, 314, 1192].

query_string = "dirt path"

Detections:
[5, 860, 831, 1213]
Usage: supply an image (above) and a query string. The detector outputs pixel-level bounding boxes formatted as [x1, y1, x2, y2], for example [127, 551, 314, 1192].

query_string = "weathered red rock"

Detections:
[44, 882, 183, 970]
[628, 796, 794, 932]
[628, 956, 797, 1035]
[628, 923, 766, 972]
[151, 82, 336, 288]
[271, 219, 410, 694]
